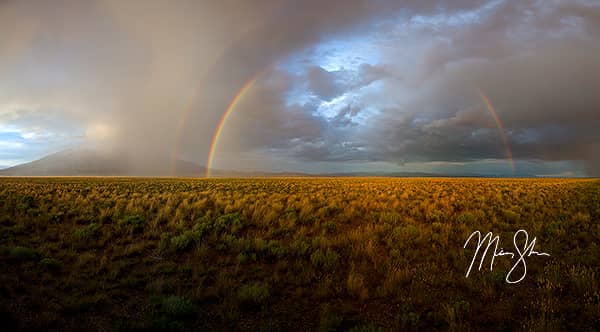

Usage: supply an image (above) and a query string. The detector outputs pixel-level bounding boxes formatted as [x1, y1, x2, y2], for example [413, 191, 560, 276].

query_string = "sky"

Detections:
[1, 0, 599, 176]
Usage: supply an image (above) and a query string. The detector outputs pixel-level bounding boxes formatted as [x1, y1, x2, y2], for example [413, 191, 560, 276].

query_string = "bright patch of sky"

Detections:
[278, 2, 497, 125]
[316, 94, 348, 119]
[282, 34, 382, 75]
[311, 37, 381, 72]
[410, 6, 481, 28]
[0, 120, 85, 168]
[423, 0, 505, 27]
[0, 132, 25, 149]
[0, 126, 41, 167]
[280, 33, 387, 126]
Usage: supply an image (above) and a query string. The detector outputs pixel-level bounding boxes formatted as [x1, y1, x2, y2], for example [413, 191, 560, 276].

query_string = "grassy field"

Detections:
[0, 177, 598, 331]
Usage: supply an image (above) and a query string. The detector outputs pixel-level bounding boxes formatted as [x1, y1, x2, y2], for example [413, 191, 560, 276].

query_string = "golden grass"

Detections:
[0, 177, 598, 331]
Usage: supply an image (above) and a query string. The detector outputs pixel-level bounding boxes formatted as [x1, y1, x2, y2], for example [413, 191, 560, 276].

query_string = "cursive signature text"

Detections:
[464, 229, 550, 284]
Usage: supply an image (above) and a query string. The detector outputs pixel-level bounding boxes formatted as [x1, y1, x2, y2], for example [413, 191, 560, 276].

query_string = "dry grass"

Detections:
[0, 177, 598, 331]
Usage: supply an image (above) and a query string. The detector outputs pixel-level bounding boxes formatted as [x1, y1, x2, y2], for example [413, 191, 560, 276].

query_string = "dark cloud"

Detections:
[1, 0, 598, 175]
[213, 0, 600, 175]
[307, 66, 344, 100]
[306, 64, 396, 101]
[1, 0, 488, 168]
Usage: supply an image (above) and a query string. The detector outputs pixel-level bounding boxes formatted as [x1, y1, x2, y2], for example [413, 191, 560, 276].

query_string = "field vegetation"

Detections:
[0, 177, 598, 331]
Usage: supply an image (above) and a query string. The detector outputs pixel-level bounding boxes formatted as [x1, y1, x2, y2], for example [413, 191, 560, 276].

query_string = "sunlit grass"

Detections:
[0, 177, 598, 331]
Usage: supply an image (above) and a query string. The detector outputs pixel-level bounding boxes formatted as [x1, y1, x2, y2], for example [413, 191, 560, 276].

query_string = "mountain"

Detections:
[0, 149, 492, 177]
[0, 149, 206, 177]
[0, 149, 319, 177]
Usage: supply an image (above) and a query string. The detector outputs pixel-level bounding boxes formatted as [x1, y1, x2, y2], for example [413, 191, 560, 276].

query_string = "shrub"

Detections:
[348, 323, 385, 332]
[118, 214, 146, 232]
[214, 213, 244, 233]
[151, 317, 186, 332]
[39, 257, 62, 270]
[443, 300, 470, 331]
[49, 211, 65, 223]
[266, 240, 287, 259]
[404, 225, 420, 238]
[456, 212, 475, 224]
[347, 271, 369, 300]
[18, 195, 36, 210]
[191, 220, 211, 240]
[319, 305, 343, 332]
[237, 252, 248, 264]
[72, 223, 101, 241]
[160, 295, 194, 317]
[290, 238, 311, 257]
[379, 211, 402, 224]
[399, 310, 421, 330]
[391, 224, 420, 246]
[170, 233, 193, 252]
[158, 233, 171, 253]
[324, 221, 337, 233]
[311, 249, 340, 271]
[237, 282, 270, 307]
[502, 209, 520, 223]
[9, 246, 39, 261]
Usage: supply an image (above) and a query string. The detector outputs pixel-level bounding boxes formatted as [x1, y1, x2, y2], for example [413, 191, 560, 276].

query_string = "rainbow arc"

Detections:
[477, 88, 515, 175]
[205, 71, 265, 177]
[176, 73, 516, 177]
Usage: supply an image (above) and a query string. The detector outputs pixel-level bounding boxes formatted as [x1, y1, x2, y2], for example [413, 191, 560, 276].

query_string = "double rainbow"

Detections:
[174, 75, 515, 177]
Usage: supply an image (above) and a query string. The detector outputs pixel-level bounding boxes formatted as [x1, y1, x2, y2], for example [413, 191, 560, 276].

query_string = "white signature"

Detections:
[464, 229, 550, 284]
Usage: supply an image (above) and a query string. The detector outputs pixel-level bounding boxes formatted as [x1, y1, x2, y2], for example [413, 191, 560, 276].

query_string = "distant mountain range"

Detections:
[0, 148, 520, 177]
[0, 149, 203, 177]
[0, 149, 309, 177]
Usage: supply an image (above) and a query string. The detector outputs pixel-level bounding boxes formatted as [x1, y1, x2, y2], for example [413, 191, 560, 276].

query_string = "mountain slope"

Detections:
[0, 149, 458, 177]
[0, 149, 205, 177]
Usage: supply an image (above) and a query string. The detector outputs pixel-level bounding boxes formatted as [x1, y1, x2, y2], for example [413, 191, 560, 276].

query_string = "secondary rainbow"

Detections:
[477, 88, 515, 175]
[170, 93, 196, 176]
[205, 72, 263, 177]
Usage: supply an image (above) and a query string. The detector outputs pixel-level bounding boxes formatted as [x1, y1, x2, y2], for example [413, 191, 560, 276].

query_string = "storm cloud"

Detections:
[217, 0, 600, 175]
[1, 0, 599, 175]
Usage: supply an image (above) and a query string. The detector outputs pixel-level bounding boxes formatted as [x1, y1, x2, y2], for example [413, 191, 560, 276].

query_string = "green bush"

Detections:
[404, 225, 420, 238]
[266, 240, 287, 259]
[237, 252, 248, 264]
[501, 209, 520, 223]
[9, 246, 39, 261]
[310, 249, 340, 271]
[324, 221, 337, 233]
[49, 211, 65, 223]
[72, 223, 101, 241]
[18, 195, 36, 210]
[160, 296, 194, 318]
[170, 233, 193, 252]
[151, 316, 186, 332]
[39, 257, 62, 270]
[399, 311, 421, 330]
[319, 305, 343, 332]
[456, 212, 475, 224]
[118, 215, 146, 232]
[191, 220, 211, 240]
[237, 282, 270, 307]
[348, 323, 385, 332]
[290, 238, 311, 257]
[214, 213, 243, 233]
[443, 299, 471, 331]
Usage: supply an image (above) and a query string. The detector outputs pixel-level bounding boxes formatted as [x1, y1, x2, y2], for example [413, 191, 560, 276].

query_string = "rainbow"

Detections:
[170, 93, 196, 176]
[205, 72, 264, 177]
[477, 88, 515, 175]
